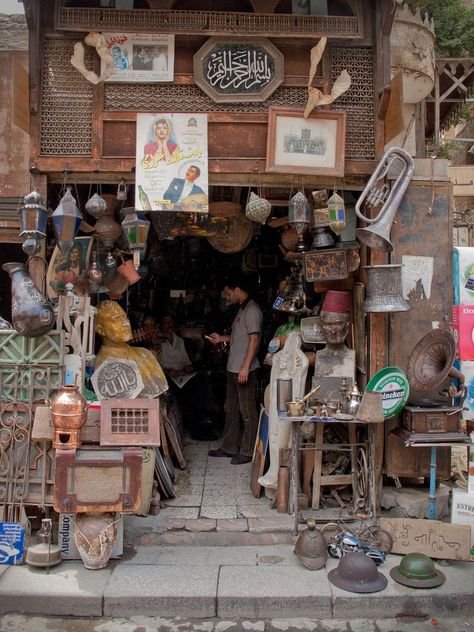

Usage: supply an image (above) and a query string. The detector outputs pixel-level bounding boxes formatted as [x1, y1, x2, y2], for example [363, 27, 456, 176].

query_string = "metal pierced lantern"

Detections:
[121, 212, 150, 270]
[289, 190, 311, 252]
[18, 188, 48, 256]
[52, 187, 83, 255]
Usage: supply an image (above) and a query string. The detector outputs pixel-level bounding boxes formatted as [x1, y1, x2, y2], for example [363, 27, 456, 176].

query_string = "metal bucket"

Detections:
[363, 264, 409, 312]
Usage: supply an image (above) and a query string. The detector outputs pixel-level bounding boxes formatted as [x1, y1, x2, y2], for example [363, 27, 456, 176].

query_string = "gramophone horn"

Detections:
[407, 330, 456, 392]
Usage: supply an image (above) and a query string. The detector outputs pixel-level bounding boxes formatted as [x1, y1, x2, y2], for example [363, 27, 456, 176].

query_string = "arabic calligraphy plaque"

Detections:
[91, 358, 144, 400]
[194, 37, 284, 103]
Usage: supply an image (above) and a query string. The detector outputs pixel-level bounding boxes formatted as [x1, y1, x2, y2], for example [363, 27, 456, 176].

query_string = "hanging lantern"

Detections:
[85, 249, 104, 294]
[85, 192, 107, 220]
[121, 211, 150, 270]
[17, 188, 48, 257]
[52, 186, 82, 255]
[289, 190, 311, 252]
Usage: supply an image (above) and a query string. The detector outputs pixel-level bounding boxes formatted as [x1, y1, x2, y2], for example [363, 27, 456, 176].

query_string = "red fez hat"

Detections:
[322, 290, 351, 313]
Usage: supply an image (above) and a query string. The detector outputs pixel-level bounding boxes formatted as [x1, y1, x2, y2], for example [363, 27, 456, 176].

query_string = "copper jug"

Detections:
[2, 262, 55, 337]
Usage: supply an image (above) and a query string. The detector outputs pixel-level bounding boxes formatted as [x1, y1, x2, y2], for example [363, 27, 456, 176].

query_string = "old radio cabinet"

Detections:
[54, 446, 142, 514]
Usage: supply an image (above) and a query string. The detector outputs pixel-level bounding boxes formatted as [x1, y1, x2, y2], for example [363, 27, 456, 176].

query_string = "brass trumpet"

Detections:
[355, 146, 414, 252]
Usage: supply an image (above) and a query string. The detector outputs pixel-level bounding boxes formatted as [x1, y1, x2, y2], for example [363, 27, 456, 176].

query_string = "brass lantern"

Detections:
[52, 186, 83, 255]
[18, 188, 48, 256]
[121, 211, 150, 270]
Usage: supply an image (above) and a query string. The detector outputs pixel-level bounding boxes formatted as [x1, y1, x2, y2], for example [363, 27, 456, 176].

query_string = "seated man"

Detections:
[158, 312, 216, 440]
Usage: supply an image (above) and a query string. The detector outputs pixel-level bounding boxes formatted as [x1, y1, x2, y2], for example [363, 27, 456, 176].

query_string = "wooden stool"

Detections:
[301, 421, 358, 510]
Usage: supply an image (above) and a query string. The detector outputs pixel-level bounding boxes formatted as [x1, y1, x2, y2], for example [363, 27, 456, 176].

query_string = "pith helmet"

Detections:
[328, 551, 387, 593]
[294, 518, 327, 570]
[390, 553, 446, 588]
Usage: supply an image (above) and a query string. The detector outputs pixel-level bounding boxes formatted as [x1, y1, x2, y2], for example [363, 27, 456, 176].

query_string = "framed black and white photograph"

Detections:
[266, 107, 346, 176]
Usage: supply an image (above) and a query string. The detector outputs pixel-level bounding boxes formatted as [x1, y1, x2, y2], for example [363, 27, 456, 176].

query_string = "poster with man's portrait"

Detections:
[46, 237, 93, 300]
[135, 113, 209, 213]
[101, 33, 174, 83]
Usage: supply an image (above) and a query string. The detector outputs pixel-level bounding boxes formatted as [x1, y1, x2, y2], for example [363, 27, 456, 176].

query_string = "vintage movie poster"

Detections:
[135, 113, 209, 213]
[102, 33, 174, 83]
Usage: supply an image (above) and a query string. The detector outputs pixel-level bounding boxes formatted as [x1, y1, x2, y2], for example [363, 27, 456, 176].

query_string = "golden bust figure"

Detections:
[94, 300, 168, 398]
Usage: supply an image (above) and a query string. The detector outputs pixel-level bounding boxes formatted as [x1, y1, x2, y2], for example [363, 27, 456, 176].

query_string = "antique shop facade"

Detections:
[3, 0, 457, 514]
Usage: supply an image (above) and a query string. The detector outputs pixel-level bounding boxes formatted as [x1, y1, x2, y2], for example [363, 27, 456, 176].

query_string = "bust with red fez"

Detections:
[314, 290, 355, 379]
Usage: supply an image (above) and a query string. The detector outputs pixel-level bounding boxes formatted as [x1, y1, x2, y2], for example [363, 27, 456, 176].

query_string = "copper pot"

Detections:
[48, 385, 88, 430]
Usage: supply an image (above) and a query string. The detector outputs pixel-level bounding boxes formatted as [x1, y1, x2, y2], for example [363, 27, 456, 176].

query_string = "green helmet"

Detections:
[390, 553, 445, 588]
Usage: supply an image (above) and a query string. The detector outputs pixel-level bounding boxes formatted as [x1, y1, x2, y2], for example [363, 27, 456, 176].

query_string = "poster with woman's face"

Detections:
[135, 113, 209, 213]
[46, 237, 92, 300]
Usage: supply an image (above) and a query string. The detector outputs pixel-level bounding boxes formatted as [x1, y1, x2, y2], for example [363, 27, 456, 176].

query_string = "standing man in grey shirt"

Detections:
[208, 273, 262, 465]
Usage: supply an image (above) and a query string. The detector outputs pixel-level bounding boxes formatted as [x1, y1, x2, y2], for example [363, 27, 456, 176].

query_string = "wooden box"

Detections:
[54, 446, 142, 514]
[402, 405, 460, 434]
[100, 399, 160, 447]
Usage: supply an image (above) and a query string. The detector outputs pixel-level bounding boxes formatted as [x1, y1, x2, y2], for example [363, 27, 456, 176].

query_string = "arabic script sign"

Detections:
[194, 37, 284, 103]
[91, 358, 144, 400]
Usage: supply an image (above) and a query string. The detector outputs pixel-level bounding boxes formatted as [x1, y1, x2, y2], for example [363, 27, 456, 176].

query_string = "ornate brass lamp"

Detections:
[289, 190, 311, 252]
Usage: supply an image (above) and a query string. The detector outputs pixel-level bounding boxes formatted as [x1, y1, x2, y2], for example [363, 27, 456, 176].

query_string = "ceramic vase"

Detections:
[74, 513, 118, 570]
[2, 262, 55, 337]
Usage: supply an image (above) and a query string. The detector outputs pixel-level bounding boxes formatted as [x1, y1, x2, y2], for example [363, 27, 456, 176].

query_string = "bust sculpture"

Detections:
[94, 300, 168, 398]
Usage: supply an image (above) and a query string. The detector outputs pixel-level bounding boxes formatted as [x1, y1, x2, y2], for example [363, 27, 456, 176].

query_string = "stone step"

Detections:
[124, 514, 301, 546]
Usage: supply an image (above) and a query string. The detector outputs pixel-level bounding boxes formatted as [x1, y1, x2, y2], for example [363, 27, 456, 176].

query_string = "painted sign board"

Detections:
[0, 522, 25, 565]
[379, 517, 471, 561]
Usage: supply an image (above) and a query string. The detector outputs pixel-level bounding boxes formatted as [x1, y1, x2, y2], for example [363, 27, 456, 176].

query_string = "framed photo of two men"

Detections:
[266, 107, 346, 177]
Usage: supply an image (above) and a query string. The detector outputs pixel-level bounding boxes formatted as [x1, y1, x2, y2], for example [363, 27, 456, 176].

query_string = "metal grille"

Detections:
[56, 6, 363, 38]
[104, 83, 308, 112]
[73, 466, 123, 502]
[331, 47, 376, 160]
[111, 409, 149, 434]
[40, 38, 94, 156]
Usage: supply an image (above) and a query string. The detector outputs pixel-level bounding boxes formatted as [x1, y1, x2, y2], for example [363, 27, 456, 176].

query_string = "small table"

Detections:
[402, 439, 471, 520]
[279, 414, 376, 534]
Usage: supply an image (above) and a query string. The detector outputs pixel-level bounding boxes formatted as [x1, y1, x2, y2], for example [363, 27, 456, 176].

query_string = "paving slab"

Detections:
[0, 561, 110, 616]
[121, 545, 259, 566]
[104, 564, 218, 618]
[328, 554, 474, 619]
[217, 565, 332, 619]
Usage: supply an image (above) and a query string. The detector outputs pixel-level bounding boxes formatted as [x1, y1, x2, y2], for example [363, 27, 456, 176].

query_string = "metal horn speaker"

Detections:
[407, 329, 459, 392]
[355, 147, 414, 252]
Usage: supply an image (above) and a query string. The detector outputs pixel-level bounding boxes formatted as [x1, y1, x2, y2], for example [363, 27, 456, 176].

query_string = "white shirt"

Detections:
[159, 334, 191, 372]
[179, 179, 194, 201]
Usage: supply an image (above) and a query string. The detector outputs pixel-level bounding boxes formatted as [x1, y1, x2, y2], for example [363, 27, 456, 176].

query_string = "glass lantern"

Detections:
[289, 190, 311, 252]
[52, 186, 83, 255]
[18, 188, 48, 256]
[121, 211, 150, 270]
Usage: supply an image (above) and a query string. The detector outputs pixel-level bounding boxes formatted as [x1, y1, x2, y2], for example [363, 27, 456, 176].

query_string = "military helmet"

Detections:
[390, 553, 445, 588]
[328, 551, 388, 593]
[294, 518, 327, 570]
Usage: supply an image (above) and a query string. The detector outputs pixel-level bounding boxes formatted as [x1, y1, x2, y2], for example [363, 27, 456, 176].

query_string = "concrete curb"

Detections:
[0, 546, 472, 620]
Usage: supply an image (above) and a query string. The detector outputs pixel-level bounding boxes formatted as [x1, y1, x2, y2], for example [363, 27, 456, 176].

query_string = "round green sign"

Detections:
[366, 366, 410, 418]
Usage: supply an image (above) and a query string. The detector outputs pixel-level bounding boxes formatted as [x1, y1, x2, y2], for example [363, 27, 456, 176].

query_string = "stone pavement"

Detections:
[0, 438, 472, 623]
[0, 544, 472, 620]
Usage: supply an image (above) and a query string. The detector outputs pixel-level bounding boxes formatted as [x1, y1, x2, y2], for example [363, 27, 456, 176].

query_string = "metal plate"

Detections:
[366, 366, 410, 418]
[207, 213, 253, 254]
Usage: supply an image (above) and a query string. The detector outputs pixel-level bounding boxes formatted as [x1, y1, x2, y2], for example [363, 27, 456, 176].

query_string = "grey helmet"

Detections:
[294, 517, 327, 570]
[328, 551, 387, 593]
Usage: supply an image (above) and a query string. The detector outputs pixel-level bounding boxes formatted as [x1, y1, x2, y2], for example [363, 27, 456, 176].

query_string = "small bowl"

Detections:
[286, 401, 305, 417]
